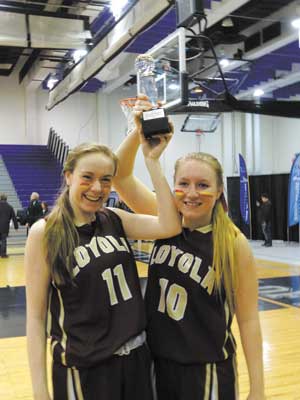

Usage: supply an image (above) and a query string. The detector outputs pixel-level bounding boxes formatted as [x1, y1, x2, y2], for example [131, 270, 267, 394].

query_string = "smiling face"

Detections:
[65, 152, 115, 224]
[174, 159, 222, 229]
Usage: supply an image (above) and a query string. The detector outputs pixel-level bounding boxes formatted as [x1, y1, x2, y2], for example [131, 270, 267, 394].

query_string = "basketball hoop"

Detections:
[119, 97, 137, 135]
[195, 129, 204, 136]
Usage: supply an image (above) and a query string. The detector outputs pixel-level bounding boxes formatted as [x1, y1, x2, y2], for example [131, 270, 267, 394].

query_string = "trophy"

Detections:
[135, 54, 170, 138]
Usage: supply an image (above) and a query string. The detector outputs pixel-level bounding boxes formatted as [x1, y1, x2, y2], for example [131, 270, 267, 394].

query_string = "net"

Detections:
[119, 97, 137, 135]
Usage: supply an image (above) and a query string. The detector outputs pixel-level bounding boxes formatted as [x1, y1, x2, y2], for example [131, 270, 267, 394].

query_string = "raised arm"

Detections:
[111, 117, 181, 240]
[114, 95, 173, 215]
[25, 219, 51, 400]
[235, 234, 265, 400]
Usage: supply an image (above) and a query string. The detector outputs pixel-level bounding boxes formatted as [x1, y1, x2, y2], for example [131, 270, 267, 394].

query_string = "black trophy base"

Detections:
[141, 108, 170, 138]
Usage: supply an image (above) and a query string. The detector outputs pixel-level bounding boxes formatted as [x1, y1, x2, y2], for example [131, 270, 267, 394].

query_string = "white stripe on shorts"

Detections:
[211, 363, 219, 400]
[67, 368, 76, 400]
[204, 363, 211, 400]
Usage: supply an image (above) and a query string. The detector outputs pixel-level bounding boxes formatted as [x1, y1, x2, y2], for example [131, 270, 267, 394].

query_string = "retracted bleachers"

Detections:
[0, 145, 63, 208]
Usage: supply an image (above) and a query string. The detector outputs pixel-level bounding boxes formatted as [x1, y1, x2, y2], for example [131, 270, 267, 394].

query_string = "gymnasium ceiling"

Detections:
[1, 0, 300, 107]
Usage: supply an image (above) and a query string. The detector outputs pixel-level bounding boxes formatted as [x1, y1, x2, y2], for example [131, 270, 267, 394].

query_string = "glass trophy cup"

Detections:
[135, 54, 170, 138]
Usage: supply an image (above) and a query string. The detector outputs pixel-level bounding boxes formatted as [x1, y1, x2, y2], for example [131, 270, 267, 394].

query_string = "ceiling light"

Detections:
[47, 76, 59, 90]
[220, 58, 230, 68]
[291, 18, 300, 29]
[221, 17, 234, 28]
[169, 82, 179, 90]
[111, 0, 128, 19]
[253, 88, 264, 97]
[191, 86, 203, 94]
[72, 49, 88, 64]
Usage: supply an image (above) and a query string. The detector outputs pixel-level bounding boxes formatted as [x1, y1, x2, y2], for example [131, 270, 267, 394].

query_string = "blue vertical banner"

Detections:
[239, 154, 250, 225]
[288, 153, 300, 227]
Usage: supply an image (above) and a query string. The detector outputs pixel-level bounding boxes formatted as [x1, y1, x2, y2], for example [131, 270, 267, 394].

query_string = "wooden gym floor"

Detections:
[0, 241, 300, 399]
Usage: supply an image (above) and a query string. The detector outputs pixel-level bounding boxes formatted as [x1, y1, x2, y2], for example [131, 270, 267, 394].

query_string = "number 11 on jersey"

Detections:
[102, 264, 133, 306]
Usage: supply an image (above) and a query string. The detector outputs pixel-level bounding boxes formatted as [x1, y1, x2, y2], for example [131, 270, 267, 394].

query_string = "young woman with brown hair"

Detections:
[25, 137, 181, 399]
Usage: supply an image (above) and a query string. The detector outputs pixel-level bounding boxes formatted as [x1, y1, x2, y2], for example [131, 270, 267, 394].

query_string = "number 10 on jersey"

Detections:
[158, 278, 187, 321]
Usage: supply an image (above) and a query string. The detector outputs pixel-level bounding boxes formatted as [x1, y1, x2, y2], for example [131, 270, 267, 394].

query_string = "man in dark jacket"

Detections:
[0, 193, 18, 258]
[26, 192, 43, 228]
[257, 193, 272, 247]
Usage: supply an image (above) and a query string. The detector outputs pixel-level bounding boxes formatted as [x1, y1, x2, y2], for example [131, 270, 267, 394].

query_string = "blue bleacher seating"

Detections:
[0, 145, 63, 208]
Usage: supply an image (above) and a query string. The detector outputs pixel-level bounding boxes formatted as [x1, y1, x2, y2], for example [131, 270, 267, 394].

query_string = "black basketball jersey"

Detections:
[145, 225, 236, 364]
[47, 209, 146, 368]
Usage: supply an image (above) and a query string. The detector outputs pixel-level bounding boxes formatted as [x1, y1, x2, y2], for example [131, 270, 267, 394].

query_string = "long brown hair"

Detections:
[43, 143, 118, 285]
[174, 152, 238, 313]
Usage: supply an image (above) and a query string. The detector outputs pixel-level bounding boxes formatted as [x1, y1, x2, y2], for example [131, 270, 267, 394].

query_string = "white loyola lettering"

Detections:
[200, 266, 215, 295]
[73, 235, 130, 275]
[190, 257, 202, 283]
[73, 265, 80, 277]
[86, 237, 101, 257]
[169, 246, 184, 266]
[152, 244, 215, 294]
[120, 237, 130, 252]
[97, 237, 114, 253]
[155, 245, 171, 264]
[74, 246, 90, 268]
[150, 245, 158, 265]
[177, 253, 194, 274]
[150, 245, 184, 266]
[106, 235, 127, 252]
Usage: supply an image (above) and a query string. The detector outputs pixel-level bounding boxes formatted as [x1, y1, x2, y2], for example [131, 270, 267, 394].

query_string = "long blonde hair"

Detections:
[44, 143, 118, 285]
[174, 152, 238, 313]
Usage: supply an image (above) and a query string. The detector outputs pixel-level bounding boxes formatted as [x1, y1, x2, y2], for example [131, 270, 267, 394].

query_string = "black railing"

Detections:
[47, 128, 69, 165]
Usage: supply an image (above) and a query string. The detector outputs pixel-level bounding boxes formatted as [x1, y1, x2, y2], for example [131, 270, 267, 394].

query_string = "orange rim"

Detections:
[119, 97, 137, 107]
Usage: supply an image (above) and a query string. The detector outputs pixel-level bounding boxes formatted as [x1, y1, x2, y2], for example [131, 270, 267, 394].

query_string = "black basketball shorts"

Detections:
[52, 344, 153, 400]
[154, 355, 238, 400]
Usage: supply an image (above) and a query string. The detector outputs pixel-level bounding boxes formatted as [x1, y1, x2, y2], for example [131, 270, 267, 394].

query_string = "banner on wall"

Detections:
[288, 153, 300, 227]
[239, 153, 250, 225]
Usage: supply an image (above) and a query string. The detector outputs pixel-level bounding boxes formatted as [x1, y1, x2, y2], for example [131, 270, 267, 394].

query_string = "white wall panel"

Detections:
[37, 90, 98, 148]
[270, 115, 300, 173]
[0, 12, 27, 47]
[0, 73, 27, 144]
[29, 16, 91, 49]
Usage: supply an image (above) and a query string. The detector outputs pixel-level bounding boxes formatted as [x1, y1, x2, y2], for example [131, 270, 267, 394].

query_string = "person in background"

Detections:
[115, 195, 133, 213]
[25, 137, 180, 399]
[0, 193, 18, 258]
[41, 201, 49, 217]
[113, 95, 265, 400]
[256, 193, 272, 247]
[26, 192, 43, 228]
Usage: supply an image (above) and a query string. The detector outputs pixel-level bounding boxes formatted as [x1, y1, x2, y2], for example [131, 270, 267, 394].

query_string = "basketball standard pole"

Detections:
[248, 179, 252, 240]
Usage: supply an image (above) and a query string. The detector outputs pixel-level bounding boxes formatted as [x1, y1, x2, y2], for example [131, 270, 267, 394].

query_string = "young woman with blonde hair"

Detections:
[113, 96, 265, 400]
[25, 136, 181, 399]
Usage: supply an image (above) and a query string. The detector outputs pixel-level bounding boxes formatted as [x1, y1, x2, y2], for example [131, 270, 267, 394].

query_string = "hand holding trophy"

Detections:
[135, 54, 170, 138]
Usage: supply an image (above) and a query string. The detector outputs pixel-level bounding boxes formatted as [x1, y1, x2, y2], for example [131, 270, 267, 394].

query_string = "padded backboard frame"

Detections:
[181, 113, 221, 133]
[137, 27, 187, 111]
[142, 28, 300, 119]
